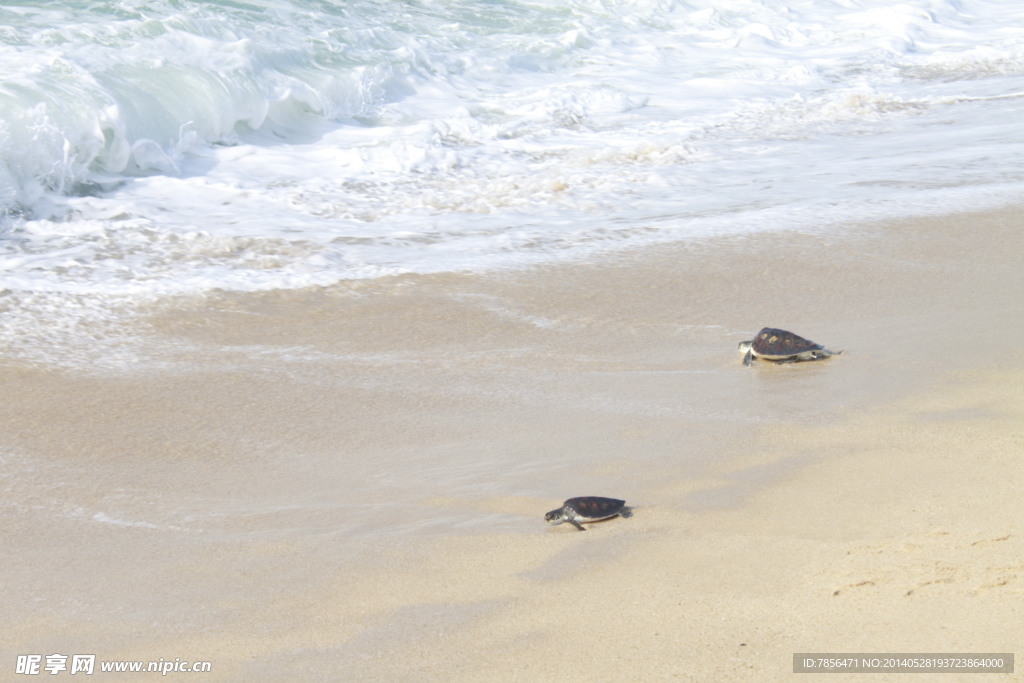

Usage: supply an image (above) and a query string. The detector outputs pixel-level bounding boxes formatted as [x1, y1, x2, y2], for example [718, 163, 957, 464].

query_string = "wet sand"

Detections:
[1, 208, 1022, 680]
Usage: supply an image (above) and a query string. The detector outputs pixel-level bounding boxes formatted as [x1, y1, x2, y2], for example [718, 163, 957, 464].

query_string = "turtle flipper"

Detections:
[569, 519, 586, 531]
[743, 349, 753, 366]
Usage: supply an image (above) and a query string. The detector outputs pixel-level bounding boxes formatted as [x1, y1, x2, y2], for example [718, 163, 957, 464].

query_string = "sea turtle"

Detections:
[544, 496, 633, 531]
[738, 327, 840, 366]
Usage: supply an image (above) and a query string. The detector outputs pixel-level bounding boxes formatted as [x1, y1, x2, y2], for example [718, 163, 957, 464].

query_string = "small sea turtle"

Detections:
[544, 496, 633, 531]
[738, 327, 840, 366]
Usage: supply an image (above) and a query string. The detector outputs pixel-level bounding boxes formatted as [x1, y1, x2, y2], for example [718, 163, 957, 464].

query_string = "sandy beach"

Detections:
[2, 207, 1022, 680]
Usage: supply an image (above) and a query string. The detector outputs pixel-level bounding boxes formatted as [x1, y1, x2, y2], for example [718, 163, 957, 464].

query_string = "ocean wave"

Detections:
[2, 0, 1024, 361]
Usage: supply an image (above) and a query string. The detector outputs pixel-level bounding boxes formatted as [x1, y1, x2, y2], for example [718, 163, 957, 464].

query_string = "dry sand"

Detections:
[1, 207, 1022, 680]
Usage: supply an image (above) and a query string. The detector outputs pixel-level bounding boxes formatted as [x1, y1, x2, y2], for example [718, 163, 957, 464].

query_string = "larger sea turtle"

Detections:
[738, 327, 840, 366]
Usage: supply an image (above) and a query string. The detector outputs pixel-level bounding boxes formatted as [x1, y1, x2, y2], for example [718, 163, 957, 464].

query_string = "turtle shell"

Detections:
[750, 327, 823, 359]
[564, 496, 628, 521]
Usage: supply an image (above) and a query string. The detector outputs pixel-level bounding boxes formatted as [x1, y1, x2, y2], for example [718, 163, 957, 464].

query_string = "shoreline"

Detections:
[2, 206, 1022, 679]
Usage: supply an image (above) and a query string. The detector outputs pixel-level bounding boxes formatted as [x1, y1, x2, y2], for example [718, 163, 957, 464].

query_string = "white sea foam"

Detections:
[3, 0, 1024, 364]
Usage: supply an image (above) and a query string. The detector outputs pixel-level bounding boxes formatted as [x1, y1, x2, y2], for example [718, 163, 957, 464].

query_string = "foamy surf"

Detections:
[3, 0, 1024, 366]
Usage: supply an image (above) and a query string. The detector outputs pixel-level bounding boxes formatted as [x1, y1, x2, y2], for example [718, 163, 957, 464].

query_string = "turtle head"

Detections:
[544, 508, 564, 523]
[737, 340, 752, 353]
